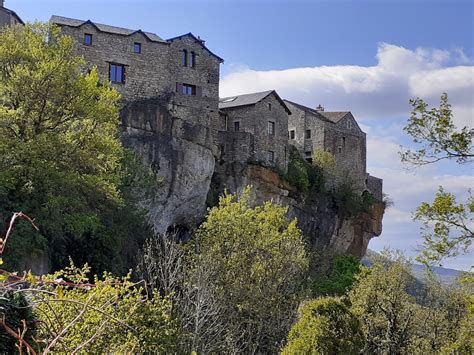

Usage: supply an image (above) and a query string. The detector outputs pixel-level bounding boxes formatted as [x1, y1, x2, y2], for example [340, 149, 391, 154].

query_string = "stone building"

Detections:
[0, 1, 23, 27]
[284, 100, 372, 193]
[218, 90, 291, 172]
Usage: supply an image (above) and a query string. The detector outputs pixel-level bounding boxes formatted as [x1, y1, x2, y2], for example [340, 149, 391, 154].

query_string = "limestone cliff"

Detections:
[122, 100, 384, 260]
[210, 163, 384, 264]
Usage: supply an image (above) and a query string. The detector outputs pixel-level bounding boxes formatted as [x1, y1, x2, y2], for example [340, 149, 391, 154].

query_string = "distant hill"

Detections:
[362, 250, 463, 285]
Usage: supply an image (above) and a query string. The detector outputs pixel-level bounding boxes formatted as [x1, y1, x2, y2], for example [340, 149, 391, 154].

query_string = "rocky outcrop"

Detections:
[210, 162, 385, 264]
[121, 98, 215, 235]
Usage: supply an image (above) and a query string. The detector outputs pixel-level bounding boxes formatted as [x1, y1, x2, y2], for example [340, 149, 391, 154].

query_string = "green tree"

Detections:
[415, 187, 473, 265]
[349, 253, 418, 354]
[401, 93, 473, 166]
[0, 23, 151, 273]
[400, 93, 473, 265]
[282, 297, 363, 355]
[194, 187, 309, 353]
[312, 254, 361, 297]
[313, 149, 336, 178]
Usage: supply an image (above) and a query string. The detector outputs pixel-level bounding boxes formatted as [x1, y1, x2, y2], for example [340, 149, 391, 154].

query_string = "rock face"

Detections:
[121, 98, 216, 235]
[210, 162, 384, 264]
[122, 100, 384, 260]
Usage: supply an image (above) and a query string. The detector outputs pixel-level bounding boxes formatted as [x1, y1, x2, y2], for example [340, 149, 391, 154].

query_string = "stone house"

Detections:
[50, 15, 224, 154]
[218, 90, 291, 173]
[284, 100, 369, 192]
[0, 1, 23, 27]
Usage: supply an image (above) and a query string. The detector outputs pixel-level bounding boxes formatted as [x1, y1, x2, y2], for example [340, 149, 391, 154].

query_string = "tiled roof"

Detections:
[50, 15, 167, 43]
[220, 90, 291, 114]
[284, 99, 349, 123]
[318, 111, 350, 123]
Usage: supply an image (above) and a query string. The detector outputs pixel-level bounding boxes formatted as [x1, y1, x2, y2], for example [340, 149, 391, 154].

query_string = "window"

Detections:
[342, 136, 346, 147]
[134, 42, 141, 54]
[305, 151, 312, 157]
[234, 121, 240, 132]
[347, 120, 352, 129]
[190, 51, 196, 68]
[268, 121, 275, 136]
[289, 130, 295, 139]
[305, 129, 311, 139]
[338, 147, 342, 153]
[109, 63, 125, 83]
[182, 84, 196, 95]
[84, 33, 92, 46]
[182, 49, 188, 66]
[268, 150, 275, 162]
[268, 103, 272, 111]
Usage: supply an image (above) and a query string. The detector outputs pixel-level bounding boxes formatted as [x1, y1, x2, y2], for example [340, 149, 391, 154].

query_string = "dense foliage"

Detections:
[282, 297, 363, 354]
[0, 23, 152, 274]
[311, 254, 361, 296]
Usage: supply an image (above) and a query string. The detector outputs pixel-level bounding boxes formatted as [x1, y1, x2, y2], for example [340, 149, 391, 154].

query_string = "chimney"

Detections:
[316, 104, 324, 112]
[197, 35, 206, 45]
[0, 1, 4, 7]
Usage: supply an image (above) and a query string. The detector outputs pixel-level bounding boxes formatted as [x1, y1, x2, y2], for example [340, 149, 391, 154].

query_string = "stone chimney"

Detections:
[0, 1, 4, 8]
[316, 104, 324, 112]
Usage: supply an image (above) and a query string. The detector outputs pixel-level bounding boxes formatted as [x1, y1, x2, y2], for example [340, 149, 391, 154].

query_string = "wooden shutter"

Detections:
[176, 82, 183, 94]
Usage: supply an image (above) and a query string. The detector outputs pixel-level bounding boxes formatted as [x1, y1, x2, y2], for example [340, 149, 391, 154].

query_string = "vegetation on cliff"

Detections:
[0, 23, 153, 274]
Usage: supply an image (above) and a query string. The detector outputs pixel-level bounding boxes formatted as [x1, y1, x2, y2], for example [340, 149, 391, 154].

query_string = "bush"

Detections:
[312, 254, 361, 296]
[282, 297, 363, 354]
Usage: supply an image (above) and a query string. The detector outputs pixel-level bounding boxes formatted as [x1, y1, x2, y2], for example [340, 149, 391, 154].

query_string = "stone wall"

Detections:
[219, 93, 289, 173]
[323, 114, 367, 190]
[366, 174, 383, 201]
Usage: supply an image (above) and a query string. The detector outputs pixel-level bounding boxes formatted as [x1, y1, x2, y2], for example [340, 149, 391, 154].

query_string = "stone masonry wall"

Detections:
[57, 24, 170, 100]
[219, 94, 289, 173]
[0, 7, 22, 27]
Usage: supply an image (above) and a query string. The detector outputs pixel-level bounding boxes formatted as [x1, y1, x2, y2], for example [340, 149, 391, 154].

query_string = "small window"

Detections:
[182, 84, 196, 95]
[347, 120, 352, 129]
[268, 103, 272, 111]
[190, 51, 196, 68]
[182, 49, 188, 66]
[84, 33, 92, 45]
[268, 150, 275, 162]
[268, 121, 275, 136]
[109, 63, 125, 83]
[234, 121, 240, 132]
[305, 151, 312, 157]
[338, 147, 342, 153]
[305, 129, 311, 139]
[134, 42, 141, 54]
[342, 136, 346, 147]
[290, 130, 295, 139]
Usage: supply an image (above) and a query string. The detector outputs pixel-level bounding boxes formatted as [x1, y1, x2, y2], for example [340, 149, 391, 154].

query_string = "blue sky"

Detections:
[10, 0, 474, 269]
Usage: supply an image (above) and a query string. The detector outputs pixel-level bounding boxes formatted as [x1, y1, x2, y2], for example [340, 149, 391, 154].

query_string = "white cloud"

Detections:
[220, 43, 473, 122]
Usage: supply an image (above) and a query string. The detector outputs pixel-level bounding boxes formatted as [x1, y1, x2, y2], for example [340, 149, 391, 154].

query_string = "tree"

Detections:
[349, 253, 418, 354]
[349, 251, 471, 354]
[311, 254, 361, 297]
[0, 23, 151, 274]
[282, 297, 363, 354]
[415, 187, 473, 265]
[400, 93, 473, 166]
[194, 187, 309, 353]
[400, 93, 473, 265]
[312, 148, 336, 177]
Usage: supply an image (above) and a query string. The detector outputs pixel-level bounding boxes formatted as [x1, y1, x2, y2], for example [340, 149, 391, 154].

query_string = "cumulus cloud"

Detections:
[220, 43, 473, 124]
